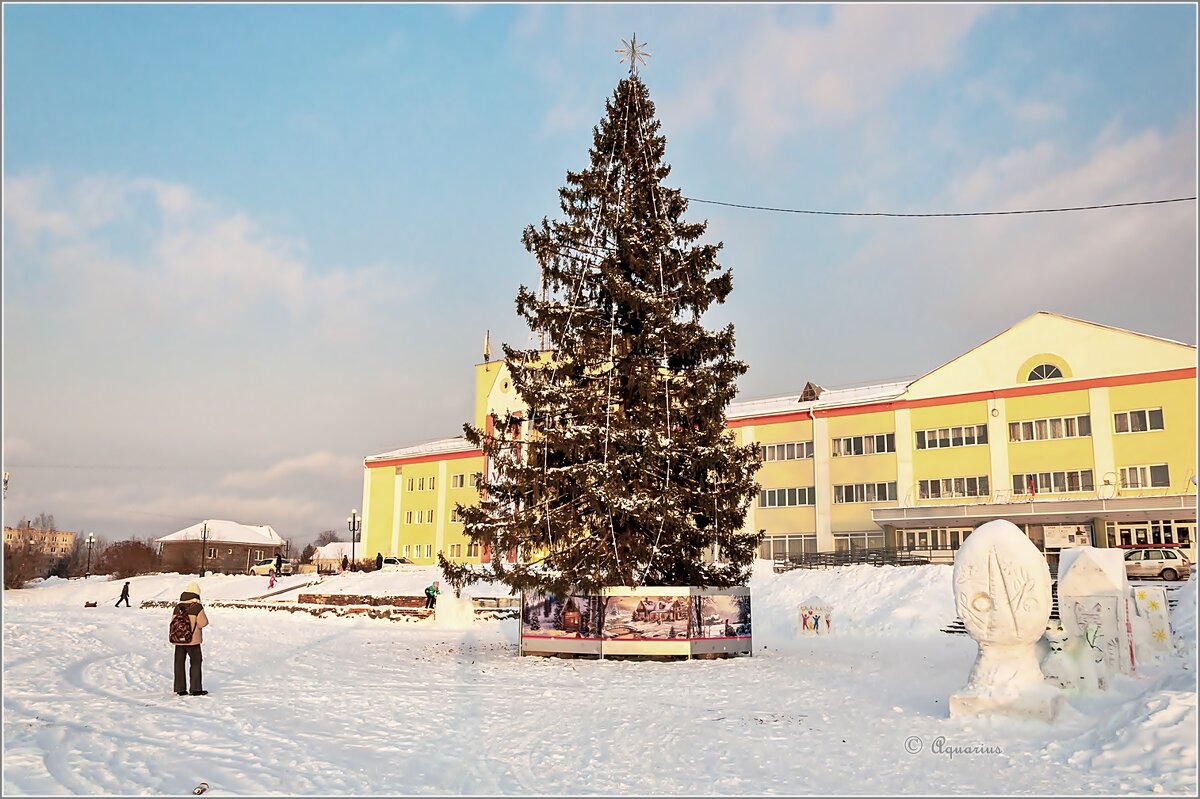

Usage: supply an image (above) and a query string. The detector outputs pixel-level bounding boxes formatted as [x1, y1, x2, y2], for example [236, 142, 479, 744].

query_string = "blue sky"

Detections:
[3, 4, 1196, 546]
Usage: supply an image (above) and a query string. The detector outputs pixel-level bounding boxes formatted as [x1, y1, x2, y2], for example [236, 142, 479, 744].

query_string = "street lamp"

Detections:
[199, 521, 210, 578]
[85, 533, 96, 577]
[347, 510, 361, 570]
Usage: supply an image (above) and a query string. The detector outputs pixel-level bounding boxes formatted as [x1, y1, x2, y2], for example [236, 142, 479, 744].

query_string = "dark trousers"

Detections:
[173, 645, 203, 693]
[424, 593, 436, 609]
[116, 596, 130, 607]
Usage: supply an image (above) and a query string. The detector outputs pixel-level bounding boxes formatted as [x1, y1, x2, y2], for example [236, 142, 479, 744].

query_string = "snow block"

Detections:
[1057, 547, 1136, 675]
[519, 586, 752, 659]
[1132, 586, 1172, 658]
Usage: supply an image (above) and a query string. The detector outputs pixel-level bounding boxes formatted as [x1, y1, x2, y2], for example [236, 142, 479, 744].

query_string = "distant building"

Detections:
[156, 519, 285, 575]
[358, 311, 1197, 567]
[3, 526, 77, 558]
[312, 541, 356, 572]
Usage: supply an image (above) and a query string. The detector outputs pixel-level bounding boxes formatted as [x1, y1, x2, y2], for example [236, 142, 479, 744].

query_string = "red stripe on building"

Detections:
[364, 448, 483, 469]
[726, 368, 1196, 428]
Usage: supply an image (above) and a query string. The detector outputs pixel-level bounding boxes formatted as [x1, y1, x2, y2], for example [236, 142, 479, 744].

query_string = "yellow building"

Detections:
[361, 312, 1197, 567]
[3, 526, 77, 557]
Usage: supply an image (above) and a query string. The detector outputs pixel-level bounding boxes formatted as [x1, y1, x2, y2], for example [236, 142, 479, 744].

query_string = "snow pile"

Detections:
[749, 561, 954, 642]
[4, 571, 316, 607]
[1171, 574, 1198, 662]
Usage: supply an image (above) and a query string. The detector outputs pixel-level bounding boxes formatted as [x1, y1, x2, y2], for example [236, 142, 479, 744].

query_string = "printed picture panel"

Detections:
[602, 595, 692, 640]
[689, 593, 752, 640]
[521, 593, 604, 639]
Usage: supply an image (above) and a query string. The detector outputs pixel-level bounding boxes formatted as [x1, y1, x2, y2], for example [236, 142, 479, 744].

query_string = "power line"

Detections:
[683, 195, 1198, 218]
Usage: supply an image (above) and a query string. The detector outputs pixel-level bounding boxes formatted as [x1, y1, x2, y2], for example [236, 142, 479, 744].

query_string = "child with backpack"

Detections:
[169, 581, 210, 696]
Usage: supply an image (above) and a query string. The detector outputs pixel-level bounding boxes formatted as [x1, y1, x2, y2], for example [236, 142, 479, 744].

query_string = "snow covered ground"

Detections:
[3, 562, 1196, 795]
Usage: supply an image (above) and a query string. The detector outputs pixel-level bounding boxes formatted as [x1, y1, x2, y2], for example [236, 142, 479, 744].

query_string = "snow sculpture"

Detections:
[1057, 547, 1136, 675]
[798, 597, 832, 635]
[1132, 586, 1172, 659]
[1039, 621, 1109, 692]
[432, 592, 475, 629]
[949, 519, 1063, 721]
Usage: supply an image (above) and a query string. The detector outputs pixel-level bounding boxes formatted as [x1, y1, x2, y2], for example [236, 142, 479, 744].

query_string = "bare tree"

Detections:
[314, 530, 343, 546]
[32, 513, 56, 532]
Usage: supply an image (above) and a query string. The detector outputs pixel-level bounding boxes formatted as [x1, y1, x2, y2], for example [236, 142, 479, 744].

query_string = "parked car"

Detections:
[248, 558, 295, 577]
[381, 556, 413, 569]
[1123, 548, 1191, 581]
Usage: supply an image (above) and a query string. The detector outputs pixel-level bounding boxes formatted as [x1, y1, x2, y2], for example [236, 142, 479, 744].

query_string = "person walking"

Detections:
[341, 554, 349, 573]
[275, 553, 283, 576]
[170, 580, 210, 696]
[375, 552, 383, 571]
[268, 573, 277, 590]
[115, 581, 131, 608]
[424, 580, 441, 610]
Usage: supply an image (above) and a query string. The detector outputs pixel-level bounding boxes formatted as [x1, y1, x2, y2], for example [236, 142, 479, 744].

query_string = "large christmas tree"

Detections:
[441, 40, 761, 596]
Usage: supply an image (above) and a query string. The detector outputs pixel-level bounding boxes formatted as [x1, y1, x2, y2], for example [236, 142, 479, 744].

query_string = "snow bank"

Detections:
[749, 561, 954, 641]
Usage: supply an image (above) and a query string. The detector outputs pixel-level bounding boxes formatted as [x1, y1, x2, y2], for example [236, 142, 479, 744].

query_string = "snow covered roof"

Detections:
[313, 541, 356, 561]
[728, 380, 910, 421]
[365, 436, 476, 464]
[157, 520, 284, 547]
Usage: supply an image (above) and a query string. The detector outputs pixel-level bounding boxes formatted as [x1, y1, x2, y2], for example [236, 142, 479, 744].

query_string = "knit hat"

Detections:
[184, 581, 201, 596]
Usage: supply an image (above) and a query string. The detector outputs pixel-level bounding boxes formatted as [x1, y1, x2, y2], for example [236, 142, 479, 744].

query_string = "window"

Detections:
[832, 433, 895, 457]
[1028, 364, 1063, 381]
[1114, 408, 1165, 435]
[418, 477, 425, 491]
[1120, 464, 1170, 489]
[207, 548, 218, 558]
[403, 545, 410, 557]
[758, 487, 816, 507]
[472, 472, 483, 487]
[467, 543, 480, 557]
[1008, 415, 1091, 442]
[416, 510, 424, 524]
[428, 509, 435, 524]
[918, 476, 989, 499]
[449, 544, 462, 557]
[429, 476, 436, 491]
[407, 478, 414, 492]
[452, 474, 465, 489]
[760, 441, 814, 462]
[405, 511, 413, 525]
[425, 545, 432, 558]
[833, 482, 897, 504]
[451, 508, 462, 523]
[1012, 469, 1093, 494]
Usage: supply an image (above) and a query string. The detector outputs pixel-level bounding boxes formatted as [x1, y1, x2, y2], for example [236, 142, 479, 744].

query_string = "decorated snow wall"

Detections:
[798, 597, 833, 635]
[519, 586, 752, 658]
[1057, 546, 1136, 675]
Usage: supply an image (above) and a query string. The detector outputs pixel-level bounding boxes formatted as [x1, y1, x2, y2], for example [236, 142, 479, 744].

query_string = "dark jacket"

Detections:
[375, 553, 383, 569]
[119, 583, 130, 598]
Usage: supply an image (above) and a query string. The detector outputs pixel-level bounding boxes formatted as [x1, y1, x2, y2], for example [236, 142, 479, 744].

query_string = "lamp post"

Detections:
[85, 532, 96, 577]
[347, 510, 361, 570]
[199, 521, 210, 578]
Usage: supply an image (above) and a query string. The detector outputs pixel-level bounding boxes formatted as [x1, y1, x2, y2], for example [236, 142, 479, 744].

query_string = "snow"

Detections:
[155, 519, 284, 546]
[1058, 546, 1129, 595]
[3, 564, 1195, 795]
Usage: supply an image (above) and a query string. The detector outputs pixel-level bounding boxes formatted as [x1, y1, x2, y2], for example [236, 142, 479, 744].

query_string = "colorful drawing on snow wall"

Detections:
[521, 592, 753, 641]
[521, 593, 604, 639]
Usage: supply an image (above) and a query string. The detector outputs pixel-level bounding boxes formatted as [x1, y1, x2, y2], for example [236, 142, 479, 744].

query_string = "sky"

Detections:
[3, 3, 1197, 548]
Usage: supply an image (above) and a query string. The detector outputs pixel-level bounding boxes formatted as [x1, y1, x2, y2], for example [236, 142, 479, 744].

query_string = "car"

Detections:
[248, 557, 295, 577]
[381, 556, 413, 569]
[1123, 548, 1192, 581]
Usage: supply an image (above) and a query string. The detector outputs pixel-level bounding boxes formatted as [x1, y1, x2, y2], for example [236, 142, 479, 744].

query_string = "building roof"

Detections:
[365, 436, 476, 464]
[313, 541, 356, 560]
[727, 380, 910, 421]
[157, 520, 284, 546]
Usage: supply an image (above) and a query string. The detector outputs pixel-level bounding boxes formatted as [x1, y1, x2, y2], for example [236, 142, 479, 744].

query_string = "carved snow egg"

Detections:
[952, 519, 1052, 646]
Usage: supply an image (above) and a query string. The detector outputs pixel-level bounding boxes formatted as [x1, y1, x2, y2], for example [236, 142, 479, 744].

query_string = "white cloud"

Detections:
[219, 451, 362, 490]
[669, 5, 990, 150]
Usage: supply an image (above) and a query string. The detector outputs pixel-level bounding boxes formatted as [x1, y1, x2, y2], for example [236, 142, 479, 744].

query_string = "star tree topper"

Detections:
[616, 33, 651, 75]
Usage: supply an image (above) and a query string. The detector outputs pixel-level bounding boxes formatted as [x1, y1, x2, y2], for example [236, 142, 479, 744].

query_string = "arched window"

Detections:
[1027, 364, 1063, 381]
